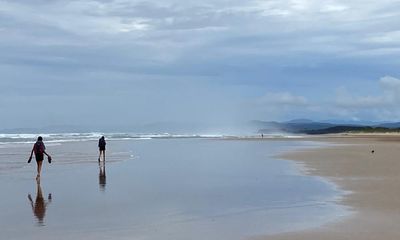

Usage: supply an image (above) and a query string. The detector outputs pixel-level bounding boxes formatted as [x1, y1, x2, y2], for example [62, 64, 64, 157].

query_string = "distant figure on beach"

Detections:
[28, 181, 52, 226]
[261, 133, 264, 138]
[98, 136, 106, 162]
[99, 161, 106, 191]
[28, 136, 52, 180]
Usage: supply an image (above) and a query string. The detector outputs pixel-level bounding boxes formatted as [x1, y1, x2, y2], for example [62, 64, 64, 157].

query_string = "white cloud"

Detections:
[380, 75, 400, 90]
[330, 76, 400, 120]
[243, 91, 310, 120]
[366, 31, 400, 44]
[335, 87, 387, 108]
[320, 4, 349, 13]
[335, 76, 400, 108]
[258, 92, 308, 106]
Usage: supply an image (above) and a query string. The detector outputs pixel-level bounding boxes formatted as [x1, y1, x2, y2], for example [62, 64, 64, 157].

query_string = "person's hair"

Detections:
[37, 136, 43, 141]
[101, 136, 104, 139]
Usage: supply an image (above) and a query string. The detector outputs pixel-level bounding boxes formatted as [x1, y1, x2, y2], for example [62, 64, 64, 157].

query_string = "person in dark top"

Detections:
[98, 136, 106, 162]
[28, 136, 52, 180]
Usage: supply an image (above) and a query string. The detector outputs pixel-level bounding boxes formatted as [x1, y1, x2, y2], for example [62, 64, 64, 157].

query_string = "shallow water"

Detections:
[0, 138, 347, 240]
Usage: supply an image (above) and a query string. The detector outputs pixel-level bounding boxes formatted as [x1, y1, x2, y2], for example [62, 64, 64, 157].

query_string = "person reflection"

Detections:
[28, 181, 52, 226]
[99, 161, 106, 191]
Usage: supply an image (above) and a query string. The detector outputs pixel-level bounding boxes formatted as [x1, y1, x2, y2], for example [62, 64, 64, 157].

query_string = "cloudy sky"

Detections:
[1, 0, 400, 129]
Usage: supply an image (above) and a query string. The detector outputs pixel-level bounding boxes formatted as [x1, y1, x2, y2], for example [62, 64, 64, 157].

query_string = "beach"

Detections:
[261, 135, 400, 240]
[1, 134, 399, 239]
[0, 135, 346, 240]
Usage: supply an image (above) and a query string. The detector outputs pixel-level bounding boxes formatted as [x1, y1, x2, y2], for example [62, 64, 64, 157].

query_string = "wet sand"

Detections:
[258, 135, 400, 240]
[0, 138, 345, 240]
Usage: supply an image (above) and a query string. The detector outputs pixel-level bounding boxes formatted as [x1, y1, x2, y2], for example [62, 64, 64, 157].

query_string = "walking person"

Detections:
[98, 136, 106, 162]
[28, 136, 52, 180]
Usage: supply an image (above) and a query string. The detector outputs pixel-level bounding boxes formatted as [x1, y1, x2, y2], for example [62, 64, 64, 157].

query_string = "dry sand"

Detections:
[257, 135, 400, 240]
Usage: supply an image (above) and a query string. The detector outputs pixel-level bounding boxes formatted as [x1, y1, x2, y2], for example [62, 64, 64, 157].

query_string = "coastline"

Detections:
[257, 135, 400, 240]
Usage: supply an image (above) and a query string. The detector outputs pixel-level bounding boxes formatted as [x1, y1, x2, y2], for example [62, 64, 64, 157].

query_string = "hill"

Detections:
[304, 126, 400, 134]
[254, 119, 400, 135]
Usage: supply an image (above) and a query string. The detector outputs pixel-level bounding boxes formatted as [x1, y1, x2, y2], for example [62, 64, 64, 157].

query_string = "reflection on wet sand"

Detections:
[99, 161, 106, 191]
[28, 181, 52, 226]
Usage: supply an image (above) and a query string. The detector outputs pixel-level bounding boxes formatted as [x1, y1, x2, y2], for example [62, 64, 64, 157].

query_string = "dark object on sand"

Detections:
[371, 150, 375, 154]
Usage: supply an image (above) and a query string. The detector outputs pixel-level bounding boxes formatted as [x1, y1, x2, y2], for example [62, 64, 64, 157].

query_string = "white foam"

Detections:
[0, 132, 232, 146]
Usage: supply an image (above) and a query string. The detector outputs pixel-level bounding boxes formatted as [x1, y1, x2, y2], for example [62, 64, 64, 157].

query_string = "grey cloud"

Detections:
[1, 0, 400, 129]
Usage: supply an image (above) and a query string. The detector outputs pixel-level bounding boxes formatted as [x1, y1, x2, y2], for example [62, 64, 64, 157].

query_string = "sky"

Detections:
[1, 0, 400, 130]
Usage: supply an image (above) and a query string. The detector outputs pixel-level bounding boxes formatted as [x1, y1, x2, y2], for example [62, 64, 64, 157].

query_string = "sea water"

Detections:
[0, 136, 348, 240]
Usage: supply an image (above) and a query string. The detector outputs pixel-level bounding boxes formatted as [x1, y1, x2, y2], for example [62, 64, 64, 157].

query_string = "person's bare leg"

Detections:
[36, 161, 43, 180]
[98, 151, 101, 162]
[103, 150, 106, 162]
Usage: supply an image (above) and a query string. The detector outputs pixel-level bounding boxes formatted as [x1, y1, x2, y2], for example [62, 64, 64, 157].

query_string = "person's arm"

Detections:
[28, 146, 34, 162]
[42, 143, 50, 157]
[28, 194, 34, 207]
[43, 150, 51, 157]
